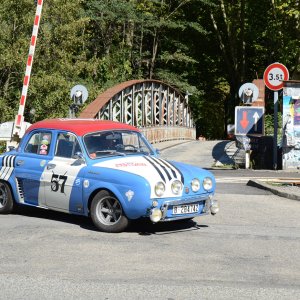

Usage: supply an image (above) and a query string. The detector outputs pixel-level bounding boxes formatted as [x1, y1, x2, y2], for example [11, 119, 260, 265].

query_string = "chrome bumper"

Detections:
[157, 194, 218, 222]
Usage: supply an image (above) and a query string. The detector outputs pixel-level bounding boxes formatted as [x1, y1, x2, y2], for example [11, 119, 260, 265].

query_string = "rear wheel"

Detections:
[0, 181, 14, 214]
[91, 190, 129, 233]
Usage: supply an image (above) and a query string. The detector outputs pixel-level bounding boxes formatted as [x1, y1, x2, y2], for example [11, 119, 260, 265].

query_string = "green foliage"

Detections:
[0, 0, 35, 122]
[265, 113, 283, 143]
[0, 0, 299, 140]
[0, 142, 6, 154]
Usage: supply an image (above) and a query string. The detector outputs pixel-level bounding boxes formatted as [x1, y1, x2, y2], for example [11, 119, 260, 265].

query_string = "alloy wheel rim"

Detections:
[96, 196, 122, 225]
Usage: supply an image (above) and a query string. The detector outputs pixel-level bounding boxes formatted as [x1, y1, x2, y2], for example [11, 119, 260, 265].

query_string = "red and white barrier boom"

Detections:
[13, 0, 44, 137]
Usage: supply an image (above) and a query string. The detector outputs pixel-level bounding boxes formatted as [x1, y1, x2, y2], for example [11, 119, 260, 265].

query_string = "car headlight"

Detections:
[203, 177, 213, 191]
[191, 178, 200, 192]
[171, 180, 183, 195]
[155, 182, 165, 197]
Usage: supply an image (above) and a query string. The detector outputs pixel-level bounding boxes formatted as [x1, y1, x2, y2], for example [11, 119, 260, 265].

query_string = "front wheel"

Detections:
[90, 190, 129, 233]
[0, 181, 14, 214]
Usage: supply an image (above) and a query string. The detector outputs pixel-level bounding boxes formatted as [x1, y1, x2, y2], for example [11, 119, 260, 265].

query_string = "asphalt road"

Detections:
[1, 141, 300, 299]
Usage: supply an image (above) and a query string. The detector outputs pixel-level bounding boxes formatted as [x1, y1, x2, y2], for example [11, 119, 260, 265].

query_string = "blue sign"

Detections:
[235, 107, 265, 135]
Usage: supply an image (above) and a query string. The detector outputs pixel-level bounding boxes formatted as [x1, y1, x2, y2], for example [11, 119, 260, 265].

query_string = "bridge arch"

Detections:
[79, 79, 196, 143]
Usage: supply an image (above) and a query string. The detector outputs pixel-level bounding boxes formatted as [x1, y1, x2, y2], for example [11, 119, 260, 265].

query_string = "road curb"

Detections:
[247, 180, 300, 201]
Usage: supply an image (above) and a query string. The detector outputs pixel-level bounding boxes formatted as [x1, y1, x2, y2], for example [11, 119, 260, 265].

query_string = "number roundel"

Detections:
[263, 63, 289, 91]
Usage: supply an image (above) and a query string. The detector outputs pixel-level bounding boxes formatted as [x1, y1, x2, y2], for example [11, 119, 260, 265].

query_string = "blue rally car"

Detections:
[0, 119, 219, 232]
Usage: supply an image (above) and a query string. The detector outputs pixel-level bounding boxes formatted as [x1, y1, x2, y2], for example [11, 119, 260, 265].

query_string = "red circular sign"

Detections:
[263, 63, 289, 91]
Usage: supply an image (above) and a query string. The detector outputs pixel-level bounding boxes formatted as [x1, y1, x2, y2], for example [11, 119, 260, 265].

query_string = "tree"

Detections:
[191, 0, 300, 137]
[27, 0, 93, 121]
[0, 0, 299, 140]
[0, 0, 34, 122]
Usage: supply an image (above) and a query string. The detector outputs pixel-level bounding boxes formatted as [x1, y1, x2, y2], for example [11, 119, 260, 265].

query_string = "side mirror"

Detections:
[72, 152, 85, 165]
[73, 151, 84, 159]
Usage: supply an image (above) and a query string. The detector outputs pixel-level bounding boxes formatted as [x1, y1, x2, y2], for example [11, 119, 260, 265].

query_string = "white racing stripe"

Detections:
[39, 156, 86, 210]
[215, 177, 294, 183]
[216, 177, 250, 183]
[93, 156, 185, 198]
[143, 156, 168, 182]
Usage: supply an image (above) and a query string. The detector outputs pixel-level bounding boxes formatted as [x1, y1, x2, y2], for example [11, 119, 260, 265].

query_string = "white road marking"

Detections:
[216, 177, 300, 183]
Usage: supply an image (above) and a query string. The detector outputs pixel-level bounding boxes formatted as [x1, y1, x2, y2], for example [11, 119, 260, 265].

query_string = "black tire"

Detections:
[90, 190, 129, 233]
[0, 181, 14, 214]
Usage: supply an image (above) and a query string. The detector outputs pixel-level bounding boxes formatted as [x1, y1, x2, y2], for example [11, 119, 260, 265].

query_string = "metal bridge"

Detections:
[79, 79, 196, 143]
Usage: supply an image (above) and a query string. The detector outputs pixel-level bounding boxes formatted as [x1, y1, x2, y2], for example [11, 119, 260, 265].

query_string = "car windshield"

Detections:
[84, 130, 154, 159]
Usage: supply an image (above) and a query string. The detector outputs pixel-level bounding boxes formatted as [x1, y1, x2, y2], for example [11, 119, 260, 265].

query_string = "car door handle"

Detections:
[16, 160, 24, 166]
[47, 163, 56, 170]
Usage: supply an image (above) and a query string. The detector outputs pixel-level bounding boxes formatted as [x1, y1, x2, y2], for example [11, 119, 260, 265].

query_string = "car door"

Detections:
[14, 130, 53, 206]
[42, 132, 86, 213]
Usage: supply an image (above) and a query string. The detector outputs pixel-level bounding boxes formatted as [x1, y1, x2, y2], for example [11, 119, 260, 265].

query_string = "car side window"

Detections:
[24, 132, 52, 155]
[55, 133, 82, 158]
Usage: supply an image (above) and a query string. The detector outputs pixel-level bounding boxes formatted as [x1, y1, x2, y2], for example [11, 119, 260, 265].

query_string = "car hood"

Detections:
[92, 155, 212, 198]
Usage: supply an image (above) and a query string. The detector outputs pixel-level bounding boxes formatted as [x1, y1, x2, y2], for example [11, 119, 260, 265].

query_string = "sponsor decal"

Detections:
[115, 162, 147, 168]
[40, 144, 48, 150]
[40, 160, 46, 167]
[75, 178, 81, 186]
[83, 180, 89, 188]
[41, 139, 49, 145]
[125, 190, 134, 201]
[39, 149, 47, 155]
[42, 134, 51, 141]
[40, 134, 51, 155]
[88, 171, 100, 175]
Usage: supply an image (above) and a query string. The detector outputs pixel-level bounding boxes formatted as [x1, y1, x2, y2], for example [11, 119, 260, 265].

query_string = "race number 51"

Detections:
[263, 63, 289, 91]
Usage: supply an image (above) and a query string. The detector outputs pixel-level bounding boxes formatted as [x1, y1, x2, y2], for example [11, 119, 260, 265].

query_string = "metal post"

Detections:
[245, 150, 250, 169]
[273, 91, 278, 170]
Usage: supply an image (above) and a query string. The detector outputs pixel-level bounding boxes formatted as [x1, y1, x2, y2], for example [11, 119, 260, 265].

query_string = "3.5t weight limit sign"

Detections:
[263, 63, 289, 91]
[263, 62, 289, 169]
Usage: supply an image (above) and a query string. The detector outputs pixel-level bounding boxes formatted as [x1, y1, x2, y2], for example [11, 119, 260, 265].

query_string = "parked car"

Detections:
[0, 119, 219, 232]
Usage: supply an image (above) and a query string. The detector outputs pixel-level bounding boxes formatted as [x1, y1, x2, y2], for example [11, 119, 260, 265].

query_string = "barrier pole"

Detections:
[13, 0, 44, 136]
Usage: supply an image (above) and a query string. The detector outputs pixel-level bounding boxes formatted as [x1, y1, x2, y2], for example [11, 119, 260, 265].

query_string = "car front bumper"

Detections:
[149, 194, 219, 223]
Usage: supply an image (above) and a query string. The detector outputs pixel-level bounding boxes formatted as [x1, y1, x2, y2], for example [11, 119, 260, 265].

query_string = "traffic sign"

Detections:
[70, 85, 88, 105]
[235, 107, 265, 136]
[238, 83, 259, 104]
[235, 135, 260, 151]
[263, 63, 289, 91]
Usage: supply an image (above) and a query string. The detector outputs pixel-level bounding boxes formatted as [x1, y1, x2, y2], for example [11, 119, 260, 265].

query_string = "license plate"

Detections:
[172, 204, 199, 215]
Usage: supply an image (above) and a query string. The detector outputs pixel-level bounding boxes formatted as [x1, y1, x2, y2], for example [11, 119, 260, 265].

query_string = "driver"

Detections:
[87, 134, 117, 158]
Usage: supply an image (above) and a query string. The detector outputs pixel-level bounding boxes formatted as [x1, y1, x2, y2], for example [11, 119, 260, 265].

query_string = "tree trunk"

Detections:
[149, 28, 158, 79]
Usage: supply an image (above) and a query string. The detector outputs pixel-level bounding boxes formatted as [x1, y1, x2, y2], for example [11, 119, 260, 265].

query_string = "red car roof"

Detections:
[27, 119, 140, 136]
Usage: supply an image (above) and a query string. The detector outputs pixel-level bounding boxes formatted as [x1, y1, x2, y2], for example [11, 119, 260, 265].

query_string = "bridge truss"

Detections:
[80, 80, 196, 143]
